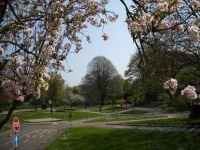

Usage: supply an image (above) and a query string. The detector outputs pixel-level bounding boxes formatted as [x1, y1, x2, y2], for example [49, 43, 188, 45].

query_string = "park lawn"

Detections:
[125, 117, 189, 125]
[46, 127, 200, 150]
[0, 109, 102, 125]
[101, 106, 128, 113]
[88, 105, 130, 113]
[121, 109, 147, 114]
[86, 114, 163, 122]
[157, 103, 189, 112]
[125, 117, 200, 126]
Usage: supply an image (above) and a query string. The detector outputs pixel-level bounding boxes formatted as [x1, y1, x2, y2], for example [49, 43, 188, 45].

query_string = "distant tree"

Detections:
[65, 86, 73, 99]
[109, 75, 124, 100]
[80, 56, 119, 105]
[123, 80, 133, 100]
[125, 47, 189, 102]
[45, 72, 65, 106]
[64, 93, 85, 107]
[72, 86, 80, 94]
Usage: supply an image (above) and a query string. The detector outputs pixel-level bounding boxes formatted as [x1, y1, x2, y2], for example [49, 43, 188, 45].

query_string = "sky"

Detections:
[62, 0, 136, 87]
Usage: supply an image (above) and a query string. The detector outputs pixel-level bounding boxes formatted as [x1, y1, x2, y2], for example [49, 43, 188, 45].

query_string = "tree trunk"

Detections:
[168, 93, 172, 107]
[100, 99, 104, 106]
[0, 100, 19, 130]
[165, 89, 172, 107]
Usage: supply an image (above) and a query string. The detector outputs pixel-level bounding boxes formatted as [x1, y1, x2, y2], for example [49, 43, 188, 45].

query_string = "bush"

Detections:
[41, 104, 47, 109]
[172, 96, 188, 109]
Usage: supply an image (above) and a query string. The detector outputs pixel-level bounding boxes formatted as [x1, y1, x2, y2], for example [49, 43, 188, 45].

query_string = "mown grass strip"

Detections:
[86, 114, 163, 123]
[46, 127, 200, 150]
[125, 117, 200, 126]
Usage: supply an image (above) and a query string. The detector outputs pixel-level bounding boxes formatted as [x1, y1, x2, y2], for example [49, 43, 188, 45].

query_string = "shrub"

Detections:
[41, 104, 47, 109]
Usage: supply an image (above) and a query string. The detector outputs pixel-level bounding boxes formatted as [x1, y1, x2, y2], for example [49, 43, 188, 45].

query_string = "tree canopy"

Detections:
[80, 56, 119, 105]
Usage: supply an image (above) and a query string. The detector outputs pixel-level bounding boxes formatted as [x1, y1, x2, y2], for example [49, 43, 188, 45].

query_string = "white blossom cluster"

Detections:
[164, 78, 198, 101]
[181, 85, 197, 100]
[163, 78, 178, 94]
[0, 0, 118, 102]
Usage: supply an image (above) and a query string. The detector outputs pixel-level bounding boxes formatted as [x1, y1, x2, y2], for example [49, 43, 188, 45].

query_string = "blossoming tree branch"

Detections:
[163, 78, 197, 107]
[120, 0, 200, 77]
[0, 0, 118, 129]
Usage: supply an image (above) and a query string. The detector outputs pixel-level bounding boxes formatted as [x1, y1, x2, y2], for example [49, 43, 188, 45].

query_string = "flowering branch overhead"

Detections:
[0, 0, 118, 102]
[121, 0, 200, 72]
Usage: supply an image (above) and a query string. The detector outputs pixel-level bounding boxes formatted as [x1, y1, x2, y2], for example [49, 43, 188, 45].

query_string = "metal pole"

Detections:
[87, 108, 88, 121]
[15, 132, 17, 150]
[70, 117, 71, 127]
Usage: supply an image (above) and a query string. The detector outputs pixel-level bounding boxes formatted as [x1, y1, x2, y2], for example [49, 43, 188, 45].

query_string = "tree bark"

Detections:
[165, 89, 172, 107]
[0, 0, 8, 24]
[168, 93, 172, 107]
[0, 100, 19, 130]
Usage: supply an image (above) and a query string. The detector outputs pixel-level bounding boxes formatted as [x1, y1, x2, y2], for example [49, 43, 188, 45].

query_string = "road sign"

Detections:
[13, 117, 20, 132]
[13, 134, 20, 148]
[68, 113, 72, 118]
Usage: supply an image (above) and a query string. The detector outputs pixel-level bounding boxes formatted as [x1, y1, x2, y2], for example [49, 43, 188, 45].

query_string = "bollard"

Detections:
[8, 130, 12, 137]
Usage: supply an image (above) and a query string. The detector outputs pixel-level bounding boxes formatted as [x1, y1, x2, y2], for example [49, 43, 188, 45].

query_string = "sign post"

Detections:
[13, 117, 20, 149]
[68, 113, 72, 127]
[48, 100, 53, 114]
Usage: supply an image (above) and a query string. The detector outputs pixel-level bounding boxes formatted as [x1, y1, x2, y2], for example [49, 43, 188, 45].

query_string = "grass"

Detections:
[125, 117, 200, 126]
[86, 114, 163, 122]
[88, 105, 127, 113]
[121, 109, 146, 114]
[157, 103, 189, 112]
[100, 106, 127, 113]
[125, 117, 189, 126]
[46, 127, 200, 150]
[0, 109, 102, 125]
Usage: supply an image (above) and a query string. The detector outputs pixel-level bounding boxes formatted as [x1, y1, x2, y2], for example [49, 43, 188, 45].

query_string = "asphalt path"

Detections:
[0, 121, 69, 150]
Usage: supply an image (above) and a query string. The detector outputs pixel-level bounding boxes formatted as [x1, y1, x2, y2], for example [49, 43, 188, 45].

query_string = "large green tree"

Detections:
[45, 72, 65, 106]
[80, 56, 119, 105]
[125, 48, 189, 102]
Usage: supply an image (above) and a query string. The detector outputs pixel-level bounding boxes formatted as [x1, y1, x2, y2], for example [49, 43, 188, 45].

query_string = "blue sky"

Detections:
[62, 0, 136, 87]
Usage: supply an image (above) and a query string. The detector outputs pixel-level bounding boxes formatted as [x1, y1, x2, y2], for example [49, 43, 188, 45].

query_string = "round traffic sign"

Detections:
[13, 117, 20, 132]
[68, 113, 72, 118]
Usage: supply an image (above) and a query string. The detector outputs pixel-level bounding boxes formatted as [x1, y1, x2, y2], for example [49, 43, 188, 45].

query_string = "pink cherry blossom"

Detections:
[15, 96, 24, 102]
[181, 85, 197, 100]
[188, 26, 200, 42]
[163, 78, 178, 94]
